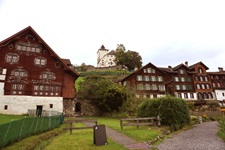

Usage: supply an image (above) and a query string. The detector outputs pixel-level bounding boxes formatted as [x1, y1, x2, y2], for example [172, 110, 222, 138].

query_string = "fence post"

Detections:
[157, 115, 161, 126]
[198, 116, 202, 124]
[70, 122, 73, 134]
[120, 119, 123, 130]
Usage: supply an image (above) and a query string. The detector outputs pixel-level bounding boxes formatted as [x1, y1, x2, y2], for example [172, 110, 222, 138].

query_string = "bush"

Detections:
[137, 95, 190, 131]
[206, 100, 220, 111]
[217, 116, 225, 141]
[186, 101, 195, 111]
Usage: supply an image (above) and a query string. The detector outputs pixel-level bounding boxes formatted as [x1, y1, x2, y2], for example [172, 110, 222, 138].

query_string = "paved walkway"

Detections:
[106, 127, 150, 150]
[157, 121, 225, 150]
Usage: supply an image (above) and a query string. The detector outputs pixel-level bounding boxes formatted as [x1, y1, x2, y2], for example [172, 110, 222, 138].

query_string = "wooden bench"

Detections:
[63, 118, 97, 134]
[120, 116, 161, 130]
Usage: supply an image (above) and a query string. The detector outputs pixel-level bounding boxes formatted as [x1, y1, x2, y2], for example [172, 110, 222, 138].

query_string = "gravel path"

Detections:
[157, 121, 225, 150]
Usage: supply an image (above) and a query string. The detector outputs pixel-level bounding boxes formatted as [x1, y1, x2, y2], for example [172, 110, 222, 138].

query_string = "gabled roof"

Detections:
[158, 67, 178, 73]
[173, 63, 189, 71]
[62, 59, 71, 66]
[0, 26, 79, 78]
[188, 61, 209, 70]
[120, 62, 166, 82]
[107, 50, 115, 55]
[207, 71, 225, 75]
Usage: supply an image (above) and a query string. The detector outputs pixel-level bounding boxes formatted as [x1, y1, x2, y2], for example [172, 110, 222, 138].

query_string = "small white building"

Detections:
[97, 45, 116, 67]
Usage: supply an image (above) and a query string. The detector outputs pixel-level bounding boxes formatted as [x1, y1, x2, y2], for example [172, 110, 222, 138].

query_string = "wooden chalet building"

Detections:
[159, 62, 196, 100]
[207, 67, 225, 102]
[119, 62, 167, 98]
[0, 26, 79, 115]
[188, 62, 214, 101]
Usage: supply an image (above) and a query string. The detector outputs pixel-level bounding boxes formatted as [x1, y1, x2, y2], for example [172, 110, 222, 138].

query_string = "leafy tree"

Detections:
[76, 63, 87, 72]
[115, 44, 142, 71]
[76, 75, 135, 113]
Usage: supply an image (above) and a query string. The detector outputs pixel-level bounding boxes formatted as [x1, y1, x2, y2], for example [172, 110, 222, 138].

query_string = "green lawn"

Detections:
[2, 116, 162, 150]
[0, 114, 27, 124]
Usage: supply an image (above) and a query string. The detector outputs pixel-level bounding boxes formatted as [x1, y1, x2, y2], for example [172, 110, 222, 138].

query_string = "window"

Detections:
[137, 84, 144, 90]
[187, 77, 191, 82]
[178, 93, 182, 98]
[34, 57, 47, 66]
[218, 83, 221, 87]
[176, 85, 180, 90]
[158, 76, 163, 82]
[147, 68, 155, 73]
[49, 104, 53, 108]
[222, 93, 225, 97]
[197, 84, 200, 89]
[144, 76, 150, 81]
[159, 85, 165, 91]
[5, 53, 19, 64]
[205, 76, 208, 81]
[190, 93, 194, 98]
[145, 84, 150, 90]
[184, 93, 188, 98]
[143, 69, 147, 73]
[33, 85, 60, 96]
[12, 84, 23, 90]
[195, 76, 198, 81]
[4, 105, 8, 110]
[152, 84, 157, 90]
[208, 93, 213, 99]
[182, 85, 187, 90]
[180, 69, 185, 74]
[200, 76, 203, 81]
[16, 44, 41, 53]
[188, 85, 193, 90]
[151, 76, 156, 81]
[206, 84, 210, 89]
[137, 75, 142, 81]
[174, 77, 179, 82]
[198, 68, 203, 73]
[202, 84, 205, 89]
[55, 62, 61, 68]
[181, 77, 185, 82]
[212, 83, 215, 87]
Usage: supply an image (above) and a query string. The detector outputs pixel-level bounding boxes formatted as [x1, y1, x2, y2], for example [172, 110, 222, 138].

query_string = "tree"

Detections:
[115, 44, 142, 71]
[76, 75, 135, 113]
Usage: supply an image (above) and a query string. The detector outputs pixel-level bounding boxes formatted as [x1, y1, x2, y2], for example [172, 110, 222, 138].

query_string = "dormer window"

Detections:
[198, 68, 203, 73]
[179, 69, 185, 74]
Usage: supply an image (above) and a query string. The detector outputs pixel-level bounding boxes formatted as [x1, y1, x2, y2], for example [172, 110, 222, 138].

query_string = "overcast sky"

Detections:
[0, 0, 225, 71]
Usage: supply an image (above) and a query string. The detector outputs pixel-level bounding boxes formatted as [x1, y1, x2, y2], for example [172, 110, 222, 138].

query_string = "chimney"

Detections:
[168, 66, 172, 71]
[185, 61, 188, 67]
[218, 67, 224, 72]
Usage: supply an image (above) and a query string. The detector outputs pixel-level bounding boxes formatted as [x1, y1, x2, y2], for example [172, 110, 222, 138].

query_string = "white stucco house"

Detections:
[97, 45, 116, 67]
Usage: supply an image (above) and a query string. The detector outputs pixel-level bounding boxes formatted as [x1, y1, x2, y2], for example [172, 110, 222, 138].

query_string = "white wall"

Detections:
[215, 90, 225, 101]
[0, 95, 63, 115]
[0, 83, 4, 96]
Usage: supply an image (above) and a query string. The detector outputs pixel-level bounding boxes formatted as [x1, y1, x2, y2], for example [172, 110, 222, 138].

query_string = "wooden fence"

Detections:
[63, 118, 97, 134]
[120, 116, 161, 130]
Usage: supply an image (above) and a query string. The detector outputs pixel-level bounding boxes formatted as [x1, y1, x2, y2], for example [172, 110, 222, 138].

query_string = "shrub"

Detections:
[217, 116, 225, 141]
[206, 100, 220, 111]
[137, 95, 190, 131]
[186, 101, 195, 111]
